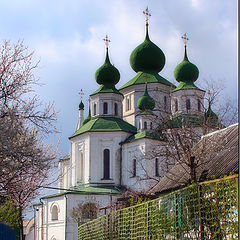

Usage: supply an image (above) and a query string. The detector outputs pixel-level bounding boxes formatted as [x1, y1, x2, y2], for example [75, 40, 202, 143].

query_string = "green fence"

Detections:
[78, 175, 238, 240]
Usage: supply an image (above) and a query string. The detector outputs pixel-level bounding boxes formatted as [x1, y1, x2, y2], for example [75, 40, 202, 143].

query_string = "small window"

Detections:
[164, 96, 167, 111]
[93, 103, 97, 115]
[175, 99, 178, 112]
[132, 159, 136, 177]
[52, 205, 58, 221]
[114, 103, 118, 116]
[138, 121, 141, 130]
[198, 99, 201, 111]
[103, 149, 110, 179]
[155, 158, 159, 177]
[144, 121, 147, 129]
[186, 99, 191, 111]
[103, 102, 108, 114]
[126, 96, 131, 111]
[150, 122, 153, 130]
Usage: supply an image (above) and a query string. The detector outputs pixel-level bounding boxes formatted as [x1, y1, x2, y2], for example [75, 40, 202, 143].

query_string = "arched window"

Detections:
[144, 121, 147, 129]
[155, 158, 159, 177]
[103, 149, 110, 179]
[114, 103, 118, 116]
[126, 96, 131, 111]
[186, 99, 191, 111]
[198, 99, 201, 111]
[175, 99, 178, 112]
[103, 102, 108, 114]
[150, 122, 153, 130]
[164, 96, 167, 111]
[52, 205, 58, 221]
[93, 103, 97, 115]
[132, 159, 136, 177]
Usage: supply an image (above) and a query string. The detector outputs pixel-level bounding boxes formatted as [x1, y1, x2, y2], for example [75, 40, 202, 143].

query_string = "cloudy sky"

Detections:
[0, 0, 237, 155]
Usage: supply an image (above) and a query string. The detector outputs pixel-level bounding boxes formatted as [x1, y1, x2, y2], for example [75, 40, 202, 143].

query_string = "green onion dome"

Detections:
[130, 27, 165, 73]
[174, 46, 199, 83]
[79, 101, 84, 110]
[82, 107, 91, 125]
[137, 84, 155, 111]
[95, 48, 120, 86]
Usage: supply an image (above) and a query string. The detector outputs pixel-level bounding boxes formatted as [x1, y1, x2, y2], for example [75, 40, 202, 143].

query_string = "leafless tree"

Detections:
[130, 80, 237, 188]
[0, 40, 58, 239]
[71, 202, 98, 226]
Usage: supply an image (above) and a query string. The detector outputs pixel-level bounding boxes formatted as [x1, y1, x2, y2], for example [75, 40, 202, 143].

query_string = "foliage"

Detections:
[0, 200, 21, 229]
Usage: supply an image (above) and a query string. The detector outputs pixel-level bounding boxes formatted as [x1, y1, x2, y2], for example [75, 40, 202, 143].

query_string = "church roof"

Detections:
[70, 117, 137, 139]
[41, 186, 123, 199]
[59, 155, 70, 162]
[120, 71, 175, 90]
[172, 81, 204, 92]
[90, 84, 123, 96]
[122, 131, 165, 144]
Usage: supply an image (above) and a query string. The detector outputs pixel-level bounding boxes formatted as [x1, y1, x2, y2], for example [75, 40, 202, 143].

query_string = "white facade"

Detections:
[34, 81, 206, 240]
[34, 193, 119, 240]
[34, 25, 209, 239]
[120, 83, 172, 126]
[171, 89, 205, 116]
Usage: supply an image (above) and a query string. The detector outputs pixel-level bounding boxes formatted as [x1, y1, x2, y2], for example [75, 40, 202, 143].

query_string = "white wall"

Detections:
[120, 83, 172, 127]
[90, 93, 123, 118]
[34, 193, 120, 240]
[171, 89, 205, 116]
[122, 138, 168, 193]
[70, 131, 131, 187]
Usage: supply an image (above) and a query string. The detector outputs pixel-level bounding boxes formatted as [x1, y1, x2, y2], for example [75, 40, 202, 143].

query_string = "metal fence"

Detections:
[78, 175, 238, 240]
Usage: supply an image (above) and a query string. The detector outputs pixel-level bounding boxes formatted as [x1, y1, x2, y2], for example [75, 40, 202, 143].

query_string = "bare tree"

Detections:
[0, 40, 58, 239]
[71, 202, 98, 226]
[130, 80, 237, 188]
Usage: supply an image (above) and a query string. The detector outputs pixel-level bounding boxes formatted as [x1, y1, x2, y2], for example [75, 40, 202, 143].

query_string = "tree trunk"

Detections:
[189, 156, 197, 182]
[18, 207, 24, 240]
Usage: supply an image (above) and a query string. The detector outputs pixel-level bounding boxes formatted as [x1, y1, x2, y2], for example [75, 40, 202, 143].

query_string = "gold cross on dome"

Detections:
[143, 7, 151, 26]
[79, 89, 84, 101]
[182, 33, 189, 47]
[103, 35, 111, 49]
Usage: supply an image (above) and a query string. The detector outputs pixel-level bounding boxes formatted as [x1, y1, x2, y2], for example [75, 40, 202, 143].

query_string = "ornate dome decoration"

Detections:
[130, 8, 165, 73]
[137, 83, 155, 111]
[174, 34, 199, 84]
[95, 35, 120, 86]
[79, 89, 84, 110]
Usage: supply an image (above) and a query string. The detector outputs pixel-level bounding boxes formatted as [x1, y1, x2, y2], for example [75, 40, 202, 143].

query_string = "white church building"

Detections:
[34, 10, 216, 240]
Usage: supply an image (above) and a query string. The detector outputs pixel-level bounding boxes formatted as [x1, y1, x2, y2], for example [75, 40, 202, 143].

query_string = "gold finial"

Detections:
[103, 35, 111, 49]
[182, 33, 189, 47]
[143, 7, 151, 26]
[79, 89, 84, 101]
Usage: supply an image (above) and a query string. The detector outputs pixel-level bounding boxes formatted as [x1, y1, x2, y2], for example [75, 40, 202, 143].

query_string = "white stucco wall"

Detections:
[34, 193, 120, 240]
[171, 89, 205, 116]
[122, 138, 168, 193]
[69, 131, 131, 188]
[121, 83, 173, 127]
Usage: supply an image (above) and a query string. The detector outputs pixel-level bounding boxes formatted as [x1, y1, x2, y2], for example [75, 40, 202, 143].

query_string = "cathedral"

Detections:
[34, 9, 212, 240]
